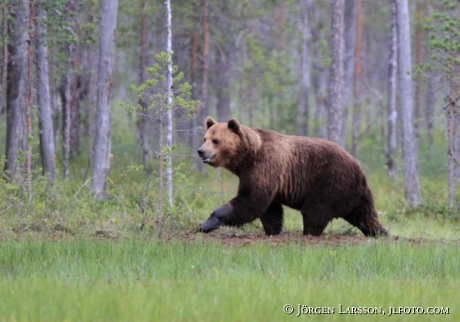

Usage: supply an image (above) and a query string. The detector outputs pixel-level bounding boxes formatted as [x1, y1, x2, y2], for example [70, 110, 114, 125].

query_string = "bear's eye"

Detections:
[212, 139, 219, 144]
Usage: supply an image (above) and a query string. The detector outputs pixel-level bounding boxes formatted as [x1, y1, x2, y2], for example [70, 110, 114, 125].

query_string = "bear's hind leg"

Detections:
[343, 201, 388, 237]
[260, 204, 284, 236]
[301, 203, 331, 236]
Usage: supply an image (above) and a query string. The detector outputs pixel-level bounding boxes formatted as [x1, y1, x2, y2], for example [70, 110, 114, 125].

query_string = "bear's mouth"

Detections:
[202, 154, 216, 164]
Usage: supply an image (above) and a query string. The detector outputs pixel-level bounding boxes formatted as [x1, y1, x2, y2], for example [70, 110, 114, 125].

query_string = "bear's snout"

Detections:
[197, 148, 216, 164]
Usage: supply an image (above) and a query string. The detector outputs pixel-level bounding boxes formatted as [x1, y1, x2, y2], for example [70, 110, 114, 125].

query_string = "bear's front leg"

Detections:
[198, 203, 234, 233]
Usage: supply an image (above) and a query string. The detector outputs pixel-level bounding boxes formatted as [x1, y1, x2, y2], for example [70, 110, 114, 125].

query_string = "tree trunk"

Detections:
[82, 45, 98, 163]
[447, 69, 457, 209]
[61, 0, 80, 177]
[328, 0, 345, 146]
[0, 3, 8, 115]
[299, 0, 312, 137]
[91, 0, 118, 198]
[165, 0, 173, 208]
[414, 0, 423, 142]
[35, 0, 56, 182]
[216, 68, 231, 122]
[215, 1, 231, 123]
[4, 0, 29, 182]
[137, 0, 151, 174]
[196, 0, 210, 176]
[190, 5, 202, 169]
[201, 0, 210, 121]
[342, 0, 357, 147]
[351, 0, 362, 157]
[277, 3, 285, 49]
[25, 0, 35, 191]
[62, 43, 72, 178]
[69, 43, 81, 158]
[394, 0, 421, 207]
[313, 70, 328, 139]
[425, 2, 435, 155]
[343, 0, 356, 107]
[425, 70, 435, 155]
[216, 81, 230, 122]
[386, 2, 398, 181]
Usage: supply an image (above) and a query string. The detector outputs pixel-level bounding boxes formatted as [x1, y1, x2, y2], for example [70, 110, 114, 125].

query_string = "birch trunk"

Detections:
[91, 0, 118, 198]
[299, 0, 311, 137]
[351, 0, 362, 157]
[342, 0, 357, 146]
[0, 3, 7, 115]
[165, 0, 173, 207]
[386, 2, 398, 181]
[394, 0, 421, 207]
[343, 0, 356, 107]
[328, 0, 345, 146]
[201, 0, 210, 121]
[35, 1, 56, 181]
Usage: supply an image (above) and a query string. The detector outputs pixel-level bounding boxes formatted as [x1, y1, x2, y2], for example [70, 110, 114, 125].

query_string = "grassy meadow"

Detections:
[0, 239, 459, 322]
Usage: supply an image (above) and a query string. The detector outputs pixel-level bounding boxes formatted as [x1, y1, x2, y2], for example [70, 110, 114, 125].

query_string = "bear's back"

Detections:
[253, 129, 367, 209]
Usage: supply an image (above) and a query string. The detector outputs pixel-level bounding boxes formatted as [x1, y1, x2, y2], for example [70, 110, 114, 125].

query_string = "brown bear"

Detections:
[197, 117, 388, 237]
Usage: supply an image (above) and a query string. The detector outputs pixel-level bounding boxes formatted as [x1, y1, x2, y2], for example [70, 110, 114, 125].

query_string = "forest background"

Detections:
[0, 0, 459, 238]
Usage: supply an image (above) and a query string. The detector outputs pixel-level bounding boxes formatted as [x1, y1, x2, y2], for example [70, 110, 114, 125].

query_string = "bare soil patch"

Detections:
[5, 224, 460, 246]
[189, 229, 460, 247]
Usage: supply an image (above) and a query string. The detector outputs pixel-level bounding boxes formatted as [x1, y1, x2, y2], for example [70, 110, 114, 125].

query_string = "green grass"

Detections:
[0, 240, 458, 321]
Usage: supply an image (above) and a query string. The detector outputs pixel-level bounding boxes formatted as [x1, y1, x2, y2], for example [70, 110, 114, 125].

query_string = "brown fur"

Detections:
[197, 117, 388, 237]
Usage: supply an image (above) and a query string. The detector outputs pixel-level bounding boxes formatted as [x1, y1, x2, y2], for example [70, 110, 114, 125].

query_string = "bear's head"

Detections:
[197, 117, 261, 171]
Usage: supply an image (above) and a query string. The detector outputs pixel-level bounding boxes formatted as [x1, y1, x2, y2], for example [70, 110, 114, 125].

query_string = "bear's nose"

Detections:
[197, 149, 204, 157]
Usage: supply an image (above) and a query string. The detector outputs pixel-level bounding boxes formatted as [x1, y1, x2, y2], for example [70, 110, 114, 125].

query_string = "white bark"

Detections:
[343, 0, 356, 106]
[328, 0, 345, 146]
[91, 0, 118, 198]
[343, 0, 357, 147]
[35, 1, 56, 181]
[351, 0, 361, 157]
[386, 2, 398, 181]
[299, 0, 311, 137]
[0, 4, 7, 115]
[394, 0, 421, 206]
[166, 0, 173, 206]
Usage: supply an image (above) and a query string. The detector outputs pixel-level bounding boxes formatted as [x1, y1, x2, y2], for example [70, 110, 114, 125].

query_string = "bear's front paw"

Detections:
[198, 213, 221, 233]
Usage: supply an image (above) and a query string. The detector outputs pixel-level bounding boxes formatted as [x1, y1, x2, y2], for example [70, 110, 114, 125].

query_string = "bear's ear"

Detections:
[227, 118, 241, 133]
[205, 117, 217, 130]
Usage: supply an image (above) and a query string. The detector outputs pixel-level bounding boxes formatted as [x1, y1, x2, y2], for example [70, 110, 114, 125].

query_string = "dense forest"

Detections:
[0, 0, 459, 230]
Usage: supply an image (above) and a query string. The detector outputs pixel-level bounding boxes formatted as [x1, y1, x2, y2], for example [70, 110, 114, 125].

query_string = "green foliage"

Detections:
[117, 52, 200, 226]
[121, 52, 199, 116]
[421, 0, 460, 81]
